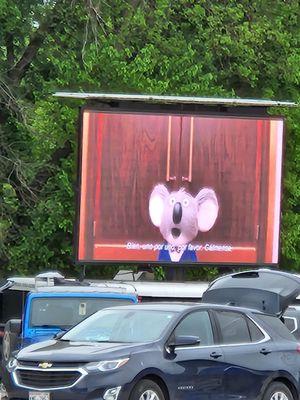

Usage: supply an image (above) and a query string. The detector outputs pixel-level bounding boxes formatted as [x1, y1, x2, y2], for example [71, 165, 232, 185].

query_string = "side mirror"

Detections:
[8, 319, 22, 335]
[168, 335, 200, 352]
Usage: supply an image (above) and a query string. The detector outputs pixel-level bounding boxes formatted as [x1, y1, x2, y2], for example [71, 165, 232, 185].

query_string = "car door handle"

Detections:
[260, 348, 272, 355]
[210, 351, 223, 359]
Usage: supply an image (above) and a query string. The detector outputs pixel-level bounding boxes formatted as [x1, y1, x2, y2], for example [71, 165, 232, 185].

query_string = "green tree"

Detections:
[0, 0, 299, 277]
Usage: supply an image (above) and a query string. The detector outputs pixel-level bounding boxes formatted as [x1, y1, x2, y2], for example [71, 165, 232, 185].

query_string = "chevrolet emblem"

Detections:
[38, 362, 53, 369]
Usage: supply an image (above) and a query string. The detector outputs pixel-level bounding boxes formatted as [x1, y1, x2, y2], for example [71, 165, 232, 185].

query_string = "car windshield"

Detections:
[30, 297, 134, 329]
[61, 309, 175, 343]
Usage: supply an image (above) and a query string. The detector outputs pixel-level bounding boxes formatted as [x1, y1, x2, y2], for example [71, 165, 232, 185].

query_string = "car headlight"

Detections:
[7, 357, 17, 371]
[85, 358, 129, 372]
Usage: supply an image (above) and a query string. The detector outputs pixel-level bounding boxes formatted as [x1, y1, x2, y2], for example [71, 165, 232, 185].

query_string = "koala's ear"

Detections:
[196, 188, 219, 232]
[149, 184, 169, 227]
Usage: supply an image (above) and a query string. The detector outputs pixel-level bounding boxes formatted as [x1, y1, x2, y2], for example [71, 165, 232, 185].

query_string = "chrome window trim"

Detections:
[175, 344, 221, 351]
[13, 365, 87, 391]
[175, 313, 270, 351]
[282, 316, 298, 334]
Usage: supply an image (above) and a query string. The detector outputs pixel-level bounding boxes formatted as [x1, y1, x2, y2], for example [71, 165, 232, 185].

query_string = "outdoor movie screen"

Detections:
[76, 109, 284, 266]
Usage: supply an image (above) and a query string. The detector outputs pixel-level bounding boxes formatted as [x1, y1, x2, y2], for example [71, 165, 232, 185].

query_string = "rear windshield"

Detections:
[29, 297, 134, 329]
[0, 290, 26, 324]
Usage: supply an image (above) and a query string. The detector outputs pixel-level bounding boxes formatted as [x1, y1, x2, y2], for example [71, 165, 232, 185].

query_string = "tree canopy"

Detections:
[0, 0, 299, 278]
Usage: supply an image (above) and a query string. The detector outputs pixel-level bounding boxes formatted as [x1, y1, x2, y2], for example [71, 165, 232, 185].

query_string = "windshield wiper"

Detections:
[95, 340, 131, 343]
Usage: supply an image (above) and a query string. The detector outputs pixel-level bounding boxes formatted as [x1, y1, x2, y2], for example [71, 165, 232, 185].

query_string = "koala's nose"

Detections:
[173, 202, 182, 224]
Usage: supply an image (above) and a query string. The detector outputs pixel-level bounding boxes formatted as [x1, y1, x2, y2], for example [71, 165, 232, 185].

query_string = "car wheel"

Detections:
[130, 379, 166, 400]
[2, 331, 10, 362]
[263, 382, 294, 400]
[2, 320, 21, 363]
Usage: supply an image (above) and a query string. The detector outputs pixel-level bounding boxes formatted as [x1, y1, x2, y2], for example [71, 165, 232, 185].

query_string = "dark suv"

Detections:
[4, 269, 300, 400]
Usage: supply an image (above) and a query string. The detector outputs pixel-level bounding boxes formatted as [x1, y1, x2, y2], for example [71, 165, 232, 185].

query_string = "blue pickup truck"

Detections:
[0, 273, 138, 363]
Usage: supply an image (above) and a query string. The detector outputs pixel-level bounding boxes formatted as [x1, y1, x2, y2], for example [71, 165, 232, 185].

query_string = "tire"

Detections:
[2, 330, 11, 362]
[263, 382, 294, 400]
[130, 379, 166, 400]
[2, 320, 20, 363]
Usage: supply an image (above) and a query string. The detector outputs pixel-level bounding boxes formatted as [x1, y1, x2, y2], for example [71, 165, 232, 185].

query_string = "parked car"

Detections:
[4, 269, 300, 400]
[0, 273, 138, 364]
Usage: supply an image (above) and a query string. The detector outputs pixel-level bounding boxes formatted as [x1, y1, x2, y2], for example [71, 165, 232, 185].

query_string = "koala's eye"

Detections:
[169, 197, 176, 206]
[183, 198, 189, 207]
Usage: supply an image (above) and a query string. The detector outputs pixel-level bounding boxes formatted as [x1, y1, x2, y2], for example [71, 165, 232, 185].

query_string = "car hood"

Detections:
[202, 269, 300, 316]
[17, 339, 151, 362]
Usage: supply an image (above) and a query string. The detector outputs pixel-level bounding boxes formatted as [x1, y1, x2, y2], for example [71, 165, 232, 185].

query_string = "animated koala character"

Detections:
[149, 184, 219, 262]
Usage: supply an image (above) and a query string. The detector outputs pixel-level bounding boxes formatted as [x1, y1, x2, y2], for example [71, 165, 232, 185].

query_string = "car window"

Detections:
[174, 311, 214, 346]
[256, 314, 296, 341]
[282, 317, 297, 333]
[247, 318, 265, 342]
[215, 310, 251, 344]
